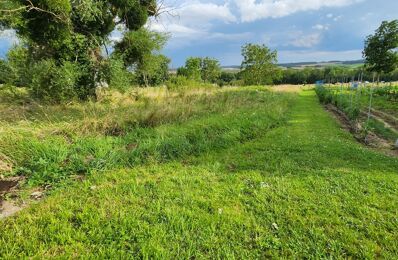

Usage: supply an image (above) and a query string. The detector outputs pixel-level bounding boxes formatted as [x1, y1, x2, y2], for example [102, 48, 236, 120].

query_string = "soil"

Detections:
[325, 104, 359, 134]
[0, 201, 22, 220]
[369, 109, 398, 131]
[0, 180, 18, 194]
[0, 177, 25, 220]
[324, 104, 398, 157]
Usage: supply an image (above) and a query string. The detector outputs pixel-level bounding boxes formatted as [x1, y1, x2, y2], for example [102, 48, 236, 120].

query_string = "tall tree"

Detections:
[240, 43, 281, 85]
[201, 57, 221, 83]
[177, 57, 202, 81]
[363, 20, 398, 81]
[136, 54, 170, 87]
[0, 0, 159, 100]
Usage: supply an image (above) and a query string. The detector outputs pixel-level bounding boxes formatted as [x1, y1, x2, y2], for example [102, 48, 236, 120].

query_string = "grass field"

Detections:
[1, 86, 398, 258]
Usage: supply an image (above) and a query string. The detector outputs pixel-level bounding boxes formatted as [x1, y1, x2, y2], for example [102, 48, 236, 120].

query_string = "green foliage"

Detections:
[5, 45, 31, 87]
[114, 28, 168, 68]
[277, 65, 398, 85]
[0, 87, 291, 184]
[165, 75, 203, 90]
[217, 71, 239, 87]
[1, 89, 398, 258]
[0, 59, 14, 84]
[201, 57, 221, 83]
[102, 57, 133, 92]
[177, 57, 202, 81]
[113, 28, 170, 87]
[31, 60, 82, 103]
[279, 67, 326, 85]
[363, 20, 398, 75]
[136, 54, 170, 86]
[0, 0, 159, 101]
[177, 56, 222, 83]
[374, 85, 398, 101]
[241, 43, 281, 85]
[315, 84, 360, 120]
[365, 118, 398, 141]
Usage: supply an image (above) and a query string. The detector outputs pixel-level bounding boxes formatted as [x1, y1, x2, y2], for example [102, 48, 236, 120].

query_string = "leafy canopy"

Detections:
[363, 20, 398, 75]
[0, 0, 160, 100]
[240, 43, 281, 85]
[177, 57, 221, 83]
[201, 57, 221, 83]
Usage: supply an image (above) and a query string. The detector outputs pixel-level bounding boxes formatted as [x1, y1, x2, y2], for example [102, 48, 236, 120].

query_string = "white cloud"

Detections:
[148, 1, 247, 48]
[235, 0, 363, 22]
[312, 24, 329, 30]
[175, 2, 237, 25]
[290, 33, 322, 48]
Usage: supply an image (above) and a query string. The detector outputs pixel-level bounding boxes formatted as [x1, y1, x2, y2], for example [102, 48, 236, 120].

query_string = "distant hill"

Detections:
[278, 59, 364, 69]
[170, 60, 365, 72]
[220, 60, 365, 71]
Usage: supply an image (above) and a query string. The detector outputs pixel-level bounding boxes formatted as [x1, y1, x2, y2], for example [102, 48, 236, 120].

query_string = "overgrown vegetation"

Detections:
[0, 0, 170, 102]
[1, 89, 398, 258]
[0, 86, 293, 185]
[0, 9, 397, 258]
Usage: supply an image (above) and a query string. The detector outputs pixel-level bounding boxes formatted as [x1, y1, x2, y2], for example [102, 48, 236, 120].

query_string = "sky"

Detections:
[1, 0, 397, 67]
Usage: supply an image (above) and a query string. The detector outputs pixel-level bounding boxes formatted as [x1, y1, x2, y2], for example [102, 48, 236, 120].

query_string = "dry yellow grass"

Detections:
[271, 84, 313, 93]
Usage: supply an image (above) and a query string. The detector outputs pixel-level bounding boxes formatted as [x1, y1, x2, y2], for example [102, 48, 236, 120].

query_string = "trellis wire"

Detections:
[366, 73, 376, 124]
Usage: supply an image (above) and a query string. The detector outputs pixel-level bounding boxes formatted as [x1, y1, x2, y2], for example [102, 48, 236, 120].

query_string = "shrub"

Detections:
[102, 58, 134, 92]
[6, 46, 32, 87]
[31, 60, 81, 103]
[0, 59, 15, 84]
[165, 75, 198, 90]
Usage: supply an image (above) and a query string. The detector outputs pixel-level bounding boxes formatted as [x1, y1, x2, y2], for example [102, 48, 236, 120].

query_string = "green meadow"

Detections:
[1, 86, 397, 258]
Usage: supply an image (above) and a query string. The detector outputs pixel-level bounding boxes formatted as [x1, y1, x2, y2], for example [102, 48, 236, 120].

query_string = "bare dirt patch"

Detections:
[0, 179, 19, 194]
[0, 176, 26, 219]
[324, 104, 398, 157]
[325, 104, 358, 134]
[0, 201, 23, 219]
[370, 109, 398, 131]
[0, 153, 13, 173]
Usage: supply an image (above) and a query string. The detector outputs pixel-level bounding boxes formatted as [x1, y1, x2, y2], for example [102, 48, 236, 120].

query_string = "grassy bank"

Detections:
[0, 86, 293, 185]
[1, 88, 398, 258]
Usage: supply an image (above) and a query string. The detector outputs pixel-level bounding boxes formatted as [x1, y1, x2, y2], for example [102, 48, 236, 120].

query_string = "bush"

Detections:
[102, 58, 134, 92]
[165, 75, 199, 90]
[136, 54, 170, 86]
[0, 59, 15, 84]
[217, 71, 237, 87]
[315, 85, 361, 120]
[31, 60, 81, 103]
[6, 46, 32, 87]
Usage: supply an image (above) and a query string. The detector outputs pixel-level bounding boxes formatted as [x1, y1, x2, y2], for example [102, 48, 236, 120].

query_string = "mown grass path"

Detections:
[1, 89, 398, 258]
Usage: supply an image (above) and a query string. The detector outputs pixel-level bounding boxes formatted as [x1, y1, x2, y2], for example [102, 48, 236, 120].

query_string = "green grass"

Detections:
[0, 86, 292, 185]
[366, 118, 398, 141]
[316, 84, 398, 119]
[316, 84, 398, 143]
[1, 87, 398, 258]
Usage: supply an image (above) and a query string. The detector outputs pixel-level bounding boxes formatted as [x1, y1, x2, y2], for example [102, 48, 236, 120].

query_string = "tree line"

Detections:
[0, 2, 397, 104]
[176, 20, 398, 86]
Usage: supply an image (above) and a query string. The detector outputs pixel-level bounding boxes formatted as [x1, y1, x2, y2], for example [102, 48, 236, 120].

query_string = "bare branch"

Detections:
[0, 0, 67, 22]
[152, 0, 179, 21]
